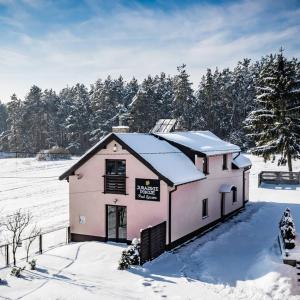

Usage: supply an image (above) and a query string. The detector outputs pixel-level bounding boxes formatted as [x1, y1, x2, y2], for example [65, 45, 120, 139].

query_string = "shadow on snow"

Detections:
[130, 201, 300, 291]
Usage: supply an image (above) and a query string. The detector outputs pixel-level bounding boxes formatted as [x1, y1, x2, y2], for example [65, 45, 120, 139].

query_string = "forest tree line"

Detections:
[0, 51, 299, 169]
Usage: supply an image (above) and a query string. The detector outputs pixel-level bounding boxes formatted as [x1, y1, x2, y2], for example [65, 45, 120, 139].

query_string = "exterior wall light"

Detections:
[113, 144, 117, 152]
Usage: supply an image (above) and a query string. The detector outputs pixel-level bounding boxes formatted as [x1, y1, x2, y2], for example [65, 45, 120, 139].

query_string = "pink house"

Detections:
[59, 129, 251, 248]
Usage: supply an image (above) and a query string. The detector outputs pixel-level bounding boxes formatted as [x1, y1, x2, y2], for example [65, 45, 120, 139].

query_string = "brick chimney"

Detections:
[112, 114, 130, 133]
[112, 126, 130, 133]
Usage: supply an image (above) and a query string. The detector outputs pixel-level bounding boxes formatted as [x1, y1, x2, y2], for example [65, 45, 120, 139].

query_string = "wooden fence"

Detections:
[140, 221, 166, 264]
[0, 226, 70, 268]
[258, 171, 300, 186]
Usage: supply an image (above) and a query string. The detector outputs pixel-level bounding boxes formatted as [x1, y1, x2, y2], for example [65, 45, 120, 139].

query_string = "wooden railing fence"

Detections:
[258, 171, 300, 186]
[0, 226, 70, 268]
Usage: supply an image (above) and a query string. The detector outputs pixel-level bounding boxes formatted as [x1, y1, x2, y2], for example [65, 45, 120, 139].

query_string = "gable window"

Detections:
[232, 186, 237, 203]
[202, 198, 208, 218]
[104, 160, 126, 194]
[222, 154, 228, 170]
[203, 157, 209, 175]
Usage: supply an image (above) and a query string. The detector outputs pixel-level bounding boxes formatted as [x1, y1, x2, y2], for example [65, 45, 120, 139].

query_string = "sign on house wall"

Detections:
[135, 178, 160, 201]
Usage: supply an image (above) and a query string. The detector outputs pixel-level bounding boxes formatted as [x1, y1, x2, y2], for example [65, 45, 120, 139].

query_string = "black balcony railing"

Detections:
[104, 175, 126, 194]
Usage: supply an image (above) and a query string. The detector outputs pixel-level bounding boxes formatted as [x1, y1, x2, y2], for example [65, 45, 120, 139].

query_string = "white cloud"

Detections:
[0, 0, 299, 102]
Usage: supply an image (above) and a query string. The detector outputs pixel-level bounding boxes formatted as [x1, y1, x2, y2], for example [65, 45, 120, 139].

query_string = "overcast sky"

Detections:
[0, 0, 299, 102]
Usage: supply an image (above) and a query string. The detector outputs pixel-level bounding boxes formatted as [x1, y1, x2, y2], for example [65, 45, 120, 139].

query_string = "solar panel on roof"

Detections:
[150, 119, 177, 133]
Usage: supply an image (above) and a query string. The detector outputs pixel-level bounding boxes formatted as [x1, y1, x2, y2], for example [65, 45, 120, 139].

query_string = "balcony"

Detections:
[104, 175, 126, 194]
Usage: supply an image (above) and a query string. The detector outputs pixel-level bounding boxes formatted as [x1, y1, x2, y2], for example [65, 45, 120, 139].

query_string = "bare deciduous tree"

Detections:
[25, 225, 41, 262]
[2, 209, 33, 266]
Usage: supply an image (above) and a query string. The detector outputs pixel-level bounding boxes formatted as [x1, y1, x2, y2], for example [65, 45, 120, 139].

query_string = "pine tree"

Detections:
[229, 59, 257, 147]
[123, 78, 139, 109]
[42, 89, 60, 147]
[173, 65, 197, 130]
[0, 101, 8, 151]
[195, 68, 221, 134]
[0, 101, 8, 134]
[65, 83, 92, 153]
[245, 50, 300, 171]
[90, 76, 126, 141]
[4, 94, 25, 152]
[58, 86, 77, 149]
[21, 85, 49, 152]
[130, 76, 159, 132]
[155, 73, 174, 119]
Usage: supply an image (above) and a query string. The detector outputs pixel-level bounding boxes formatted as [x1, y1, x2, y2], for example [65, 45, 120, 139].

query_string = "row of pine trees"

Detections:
[0, 50, 299, 170]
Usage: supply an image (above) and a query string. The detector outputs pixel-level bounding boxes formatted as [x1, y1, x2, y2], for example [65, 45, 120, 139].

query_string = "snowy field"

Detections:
[0, 155, 299, 299]
[0, 158, 77, 238]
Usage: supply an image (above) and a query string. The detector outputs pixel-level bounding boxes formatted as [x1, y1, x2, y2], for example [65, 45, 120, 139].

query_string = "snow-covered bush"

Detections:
[279, 208, 296, 249]
[36, 146, 71, 161]
[28, 259, 36, 270]
[118, 238, 141, 270]
[10, 266, 25, 277]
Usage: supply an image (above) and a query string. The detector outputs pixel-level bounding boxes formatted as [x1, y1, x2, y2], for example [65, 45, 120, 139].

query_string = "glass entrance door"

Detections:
[106, 205, 127, 242]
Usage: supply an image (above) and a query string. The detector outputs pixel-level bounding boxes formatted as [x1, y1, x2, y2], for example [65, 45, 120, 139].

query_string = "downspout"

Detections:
[243, 165, 252, 207]
[242, 170, 245, 207]
[168, 186, 177, 248]
[235, 151, 241, 159]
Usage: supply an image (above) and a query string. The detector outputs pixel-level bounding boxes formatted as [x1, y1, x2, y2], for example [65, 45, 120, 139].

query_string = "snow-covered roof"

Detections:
[232, 153, 252, 169]
[154, 131, 240, 156]
[219, 184, 236, 193]
[59, 133, 206, 186]
[116, 133, 205, 185]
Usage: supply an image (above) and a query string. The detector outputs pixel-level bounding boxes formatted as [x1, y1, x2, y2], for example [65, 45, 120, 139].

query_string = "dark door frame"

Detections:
[105, 204, 127, 242]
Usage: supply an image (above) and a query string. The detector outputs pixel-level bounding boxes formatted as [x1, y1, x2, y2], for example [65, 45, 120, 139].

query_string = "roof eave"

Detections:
[174, 175, 206, 187]
[58, 133, 114, 181]
[59, 133, 175, 187]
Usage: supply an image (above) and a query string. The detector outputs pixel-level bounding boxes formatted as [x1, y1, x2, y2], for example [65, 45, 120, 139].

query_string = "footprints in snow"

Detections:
[142, 278, 167, 298]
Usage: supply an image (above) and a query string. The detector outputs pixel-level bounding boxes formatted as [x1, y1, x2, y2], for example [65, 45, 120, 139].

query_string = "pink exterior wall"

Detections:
[68, 141, 249, 245]
[171, 154, 244, 243]
[69, 140, 169, 241]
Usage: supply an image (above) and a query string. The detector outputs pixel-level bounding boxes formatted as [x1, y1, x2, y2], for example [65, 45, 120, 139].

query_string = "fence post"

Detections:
[276, 172, 281, 185]
[5, 245, 9, 267]
[39, 234, 43, 254]
[67, 227, 71, 244]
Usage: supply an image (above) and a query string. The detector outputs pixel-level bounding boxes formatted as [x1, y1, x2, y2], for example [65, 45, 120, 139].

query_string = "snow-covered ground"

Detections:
[0, 158, 77, 236]
[0, 155, 299, 299]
